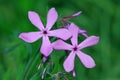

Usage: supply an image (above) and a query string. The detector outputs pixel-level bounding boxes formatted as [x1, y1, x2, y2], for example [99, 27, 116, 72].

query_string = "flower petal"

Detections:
[77, 51, 96, 68]
[78, 29, 88, 37]
[78, 29, 87, 34]
[68, 23, 79, 45]
[28, 11, 44, 30]
[40, 36, 53, 57]
[46, 8, 58, 30]
[52, 40, 72, 50]
[63, 51, 75, 72]
[19, 32, 42, 43]
[78, 36, 99, 49]
[49, 29, 71, 40]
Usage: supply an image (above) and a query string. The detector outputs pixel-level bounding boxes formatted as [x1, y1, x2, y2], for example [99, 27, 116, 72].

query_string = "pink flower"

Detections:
[52, 23, 99, 73]
[19, 8, 71, 58]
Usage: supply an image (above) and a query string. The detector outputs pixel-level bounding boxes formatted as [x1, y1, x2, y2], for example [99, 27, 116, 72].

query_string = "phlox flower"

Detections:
[19, 8, 71, 60]
[52, 23, 99, 76]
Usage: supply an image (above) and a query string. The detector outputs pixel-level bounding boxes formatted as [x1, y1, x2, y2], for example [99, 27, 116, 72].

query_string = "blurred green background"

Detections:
[0, 0, 120, 80]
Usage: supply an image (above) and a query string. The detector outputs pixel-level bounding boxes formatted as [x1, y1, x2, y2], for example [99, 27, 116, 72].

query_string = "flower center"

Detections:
[43, 31, 47, 34]
[73, 47, 78, 51]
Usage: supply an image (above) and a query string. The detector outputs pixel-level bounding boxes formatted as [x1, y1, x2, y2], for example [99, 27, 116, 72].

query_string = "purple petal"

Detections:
[81, 33, 88, 38]
[79, 29, 88, 38]
[52, 40, 72, 50]
[63, 51, 75, 72]
[40, 36, 53, 57]
[68, 23, 79, 45]
[46, 8, 58, 30]
[78, 36, 99, 49]
[28, 11, 44, 30]
[49, 29, 71, 40]
[77, 51, 96, 68]
[78, 29, 87, 34]
[19, 32, 42, 43]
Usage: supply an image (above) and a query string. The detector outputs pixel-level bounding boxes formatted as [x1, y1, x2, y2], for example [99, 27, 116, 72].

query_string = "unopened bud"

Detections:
[72, 11, 82, 17]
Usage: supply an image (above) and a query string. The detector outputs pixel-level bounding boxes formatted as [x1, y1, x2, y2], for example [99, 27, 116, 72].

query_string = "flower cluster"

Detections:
[19, 7, 99, 77]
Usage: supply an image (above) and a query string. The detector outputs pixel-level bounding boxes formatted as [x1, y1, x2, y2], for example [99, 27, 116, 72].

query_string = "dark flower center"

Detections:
[73, 47, 77, 51]
[43, 31, 47, 34]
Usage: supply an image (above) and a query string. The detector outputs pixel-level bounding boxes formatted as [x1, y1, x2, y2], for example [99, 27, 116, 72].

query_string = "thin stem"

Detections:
[22, 47, 40, 80]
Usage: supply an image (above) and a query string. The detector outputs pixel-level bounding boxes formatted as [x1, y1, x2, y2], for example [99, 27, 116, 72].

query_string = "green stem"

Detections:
[22, 48, 40, 80]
